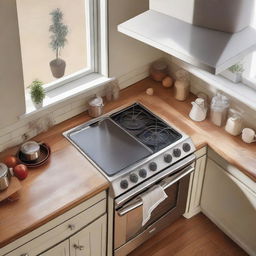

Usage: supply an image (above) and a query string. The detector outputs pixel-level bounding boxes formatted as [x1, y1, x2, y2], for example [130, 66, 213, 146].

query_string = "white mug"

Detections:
[242, 128, 256, 143]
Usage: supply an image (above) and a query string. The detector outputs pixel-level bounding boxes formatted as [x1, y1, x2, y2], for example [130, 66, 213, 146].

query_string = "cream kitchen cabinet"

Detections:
[41, 215, 106, 256]
[201, 149, 256, 256]
[40, 240, 69, 256]
[70, 214, 106, 256]
[1, 191, 107, 256]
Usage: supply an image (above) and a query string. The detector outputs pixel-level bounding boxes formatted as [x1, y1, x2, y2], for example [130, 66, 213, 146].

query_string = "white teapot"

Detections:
[189, 98, 207, 122]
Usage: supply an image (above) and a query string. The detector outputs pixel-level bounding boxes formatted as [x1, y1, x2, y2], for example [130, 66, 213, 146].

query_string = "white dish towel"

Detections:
[140, 185, 168, 226]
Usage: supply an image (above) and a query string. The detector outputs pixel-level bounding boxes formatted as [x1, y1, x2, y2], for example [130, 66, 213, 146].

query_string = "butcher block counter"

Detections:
[0, 77, 256, 248]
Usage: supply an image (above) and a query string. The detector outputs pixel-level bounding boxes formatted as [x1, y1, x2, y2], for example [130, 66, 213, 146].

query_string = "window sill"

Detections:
[21, 73, 113, 118]
[173, 58, 256, 111]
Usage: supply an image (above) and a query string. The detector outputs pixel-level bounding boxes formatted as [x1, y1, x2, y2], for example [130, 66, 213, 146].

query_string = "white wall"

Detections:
[108, 0, 162, 88]
[0, 0, 26, 128]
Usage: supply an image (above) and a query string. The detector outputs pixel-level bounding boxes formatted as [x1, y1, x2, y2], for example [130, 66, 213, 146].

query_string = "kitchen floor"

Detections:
[129, 213, 247, 256]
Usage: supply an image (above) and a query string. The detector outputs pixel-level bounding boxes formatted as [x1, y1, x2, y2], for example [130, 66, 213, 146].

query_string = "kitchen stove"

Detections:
[64, 102, 196, 255]
[63, 103, 195, 198]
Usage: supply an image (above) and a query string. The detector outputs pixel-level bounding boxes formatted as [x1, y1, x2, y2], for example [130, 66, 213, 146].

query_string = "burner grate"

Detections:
[138, 124, 181, 151]
[119, 109, 150, 130]
[111, 103, 182, 152]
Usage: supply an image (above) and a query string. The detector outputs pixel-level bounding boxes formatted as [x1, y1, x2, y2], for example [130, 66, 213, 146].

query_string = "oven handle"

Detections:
[117, 165, 194, 216]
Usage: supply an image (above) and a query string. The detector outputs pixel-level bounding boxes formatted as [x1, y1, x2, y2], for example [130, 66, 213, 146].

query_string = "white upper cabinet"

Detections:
[118, 0, 256, 74]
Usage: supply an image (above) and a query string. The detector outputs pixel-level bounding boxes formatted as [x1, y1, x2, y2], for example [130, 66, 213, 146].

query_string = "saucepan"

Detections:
[0, 163, 11, 191]
[20, 141, 41, 161]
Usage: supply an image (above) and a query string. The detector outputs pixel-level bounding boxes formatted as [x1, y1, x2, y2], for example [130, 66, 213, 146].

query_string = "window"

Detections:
[242, 10, 256, 89]
[16, 0, 105, 92]
[219, 4, 256, 90]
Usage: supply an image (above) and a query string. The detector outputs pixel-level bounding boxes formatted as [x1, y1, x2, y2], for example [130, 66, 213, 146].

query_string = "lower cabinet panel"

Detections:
[201, 158, 256, 256]
[70, 214, 107, 256]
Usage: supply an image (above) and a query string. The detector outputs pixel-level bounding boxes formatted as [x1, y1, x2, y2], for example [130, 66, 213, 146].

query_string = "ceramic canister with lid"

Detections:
[210, 93, 230, 127]
[225, 109, 243, 136]
[150, 61, 168, 82]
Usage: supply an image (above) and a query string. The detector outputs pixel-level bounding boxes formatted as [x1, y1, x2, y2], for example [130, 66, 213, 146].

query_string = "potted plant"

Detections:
[49, 8, 68, 78]
[30, 79, 46, 109]
[221, 63, 244, 83]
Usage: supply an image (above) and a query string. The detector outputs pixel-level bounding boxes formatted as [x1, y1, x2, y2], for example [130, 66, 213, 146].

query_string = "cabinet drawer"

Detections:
[5, 199, 106, 256]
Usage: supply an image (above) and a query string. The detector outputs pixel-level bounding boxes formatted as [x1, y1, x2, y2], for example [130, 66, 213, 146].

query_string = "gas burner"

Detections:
[118, 109, 150, 130]
[138, 124, 181, 151]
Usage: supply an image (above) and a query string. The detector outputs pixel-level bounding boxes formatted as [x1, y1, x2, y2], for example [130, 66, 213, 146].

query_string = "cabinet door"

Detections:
[201, 158, 256, 255]
[70, 214, 106, 256]
[39, 240, 69, 256]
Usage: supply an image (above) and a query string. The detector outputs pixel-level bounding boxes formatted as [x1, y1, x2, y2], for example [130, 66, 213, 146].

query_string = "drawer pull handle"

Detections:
[68, 224, 76, 230]
[74, 244, 85, 250]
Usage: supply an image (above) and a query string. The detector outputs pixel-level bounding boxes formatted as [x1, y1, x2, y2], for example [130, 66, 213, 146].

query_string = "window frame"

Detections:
[242, 51, 256, 90]
[21, 0, 107, 93]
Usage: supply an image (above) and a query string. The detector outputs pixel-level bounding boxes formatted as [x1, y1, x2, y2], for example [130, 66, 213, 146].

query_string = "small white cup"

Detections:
[242, 128, 256, 143]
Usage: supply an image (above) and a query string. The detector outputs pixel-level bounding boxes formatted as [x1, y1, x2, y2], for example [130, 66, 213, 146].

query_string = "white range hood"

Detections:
[118, 1, 256, 74]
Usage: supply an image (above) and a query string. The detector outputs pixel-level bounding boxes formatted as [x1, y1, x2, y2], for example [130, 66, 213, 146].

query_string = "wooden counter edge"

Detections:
[0, 182, 109, 249]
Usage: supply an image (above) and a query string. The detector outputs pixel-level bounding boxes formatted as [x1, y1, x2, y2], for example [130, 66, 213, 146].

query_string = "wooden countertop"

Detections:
[0, 77, 256, 248]
[0, 114, 109, 248]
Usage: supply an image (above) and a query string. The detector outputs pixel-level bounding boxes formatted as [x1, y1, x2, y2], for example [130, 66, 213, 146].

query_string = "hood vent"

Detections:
[118, 9, 256, 74]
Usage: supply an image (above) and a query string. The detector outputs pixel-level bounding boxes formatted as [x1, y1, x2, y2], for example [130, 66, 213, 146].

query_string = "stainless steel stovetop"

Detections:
[63, 103, 195, 197]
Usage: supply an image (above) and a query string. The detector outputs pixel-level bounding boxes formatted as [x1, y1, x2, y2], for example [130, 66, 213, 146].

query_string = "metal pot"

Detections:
[20, 141, 41, 161]
[88, 97, 104, 117]
[0, 163, 10, 191]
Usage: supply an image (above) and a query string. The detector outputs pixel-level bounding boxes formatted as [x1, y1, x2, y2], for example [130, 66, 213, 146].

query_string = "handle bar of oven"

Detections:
[117, 165, 194, 216]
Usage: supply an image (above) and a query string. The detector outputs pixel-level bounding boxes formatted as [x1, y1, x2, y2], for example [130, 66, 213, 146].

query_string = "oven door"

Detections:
[114, 159, 194, 256]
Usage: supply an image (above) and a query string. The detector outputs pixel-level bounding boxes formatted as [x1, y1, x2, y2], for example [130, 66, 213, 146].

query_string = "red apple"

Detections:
[4, 156, 18, 168]
[13, 164, 28, 180]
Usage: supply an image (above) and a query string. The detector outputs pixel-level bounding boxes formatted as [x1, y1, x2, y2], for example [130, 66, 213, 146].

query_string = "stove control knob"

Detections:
[120, 180, 129, 189]
[173, 148, 181, 158]
[130, 173, 139, 183]
[182, 143, 191, 152]
[149, 162, 157, 172]
[164, 154, 172, 163]
[139, 169, 147, 178]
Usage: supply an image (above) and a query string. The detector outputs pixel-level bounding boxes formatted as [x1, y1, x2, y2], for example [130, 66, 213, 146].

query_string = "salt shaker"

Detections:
[105, 83, 113, 101]
[174, 70, 190, 101]
[210, 93, 229, 127]
[112, 81, 120, 100]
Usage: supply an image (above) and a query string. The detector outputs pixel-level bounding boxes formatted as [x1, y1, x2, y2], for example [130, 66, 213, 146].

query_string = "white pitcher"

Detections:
[189, 98, 207, 122]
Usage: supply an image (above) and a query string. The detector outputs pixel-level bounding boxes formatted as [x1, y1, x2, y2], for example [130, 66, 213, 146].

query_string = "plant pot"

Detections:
[220, 70, 243, 83]
[50, 58, 66, 78]
[33, 101, 43, 110]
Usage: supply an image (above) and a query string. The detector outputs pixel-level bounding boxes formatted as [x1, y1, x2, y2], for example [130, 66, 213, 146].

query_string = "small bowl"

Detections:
[20, 141, 40, 161]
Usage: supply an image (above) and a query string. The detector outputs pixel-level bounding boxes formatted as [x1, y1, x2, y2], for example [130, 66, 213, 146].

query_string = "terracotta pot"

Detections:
[50, 58, 66, 78]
